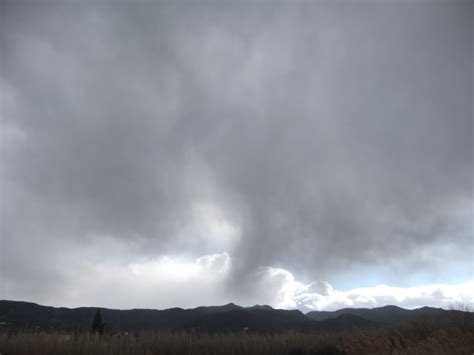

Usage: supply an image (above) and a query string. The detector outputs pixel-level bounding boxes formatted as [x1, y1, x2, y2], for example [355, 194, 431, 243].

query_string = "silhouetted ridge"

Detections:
[250, 304, 273, 310]
[306, 305, 466, 326]
[0, 300, 471, 333]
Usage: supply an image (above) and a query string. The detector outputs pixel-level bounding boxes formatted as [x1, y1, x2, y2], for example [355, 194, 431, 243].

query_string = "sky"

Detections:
[0, 0, 472, 312]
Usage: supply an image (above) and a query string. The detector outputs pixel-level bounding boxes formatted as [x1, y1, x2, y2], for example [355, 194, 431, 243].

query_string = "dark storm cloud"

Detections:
[0, 0, 472, 306]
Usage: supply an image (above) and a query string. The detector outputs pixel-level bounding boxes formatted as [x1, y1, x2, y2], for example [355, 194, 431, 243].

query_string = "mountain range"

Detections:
[0, 300, 470, 333]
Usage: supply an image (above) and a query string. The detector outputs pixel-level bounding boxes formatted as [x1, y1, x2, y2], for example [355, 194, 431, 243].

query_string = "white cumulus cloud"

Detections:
[256, 267, 474, 312]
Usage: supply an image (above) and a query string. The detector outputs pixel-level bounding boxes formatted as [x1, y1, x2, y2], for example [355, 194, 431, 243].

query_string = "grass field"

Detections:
[1, 321, 473, 355]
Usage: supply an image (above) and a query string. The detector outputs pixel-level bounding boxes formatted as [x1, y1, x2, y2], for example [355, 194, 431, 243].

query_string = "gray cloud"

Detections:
[0, 0, 472, 308]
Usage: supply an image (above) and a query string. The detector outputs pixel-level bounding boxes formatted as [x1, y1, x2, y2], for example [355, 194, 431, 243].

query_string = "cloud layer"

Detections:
[0, 1, 472, 309]
[6, 251, 472, 312]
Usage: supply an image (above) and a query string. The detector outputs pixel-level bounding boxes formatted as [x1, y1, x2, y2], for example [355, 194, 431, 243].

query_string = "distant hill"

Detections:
[306, 304, 470, 326]
[0, 300, 470, 334]
[313, 313, 377, 332]
[184, 307, 315, 332]
[0, 301, 315, 333]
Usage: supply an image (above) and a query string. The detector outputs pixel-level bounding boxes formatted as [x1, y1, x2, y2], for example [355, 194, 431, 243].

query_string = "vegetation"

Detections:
[90, 310, 105, 335]
[1, 321, 473, 355]
[1, 302, 472, 354]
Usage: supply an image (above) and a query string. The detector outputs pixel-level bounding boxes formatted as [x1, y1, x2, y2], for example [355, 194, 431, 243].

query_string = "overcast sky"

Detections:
[0, 0, 472, 311]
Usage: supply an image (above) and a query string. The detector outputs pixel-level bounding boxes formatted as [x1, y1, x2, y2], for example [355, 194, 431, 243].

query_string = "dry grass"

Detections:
[0, 324, 473, 354]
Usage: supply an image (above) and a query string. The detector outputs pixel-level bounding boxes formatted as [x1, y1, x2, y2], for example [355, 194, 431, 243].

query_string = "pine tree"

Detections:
[91, 309, 104, 335]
